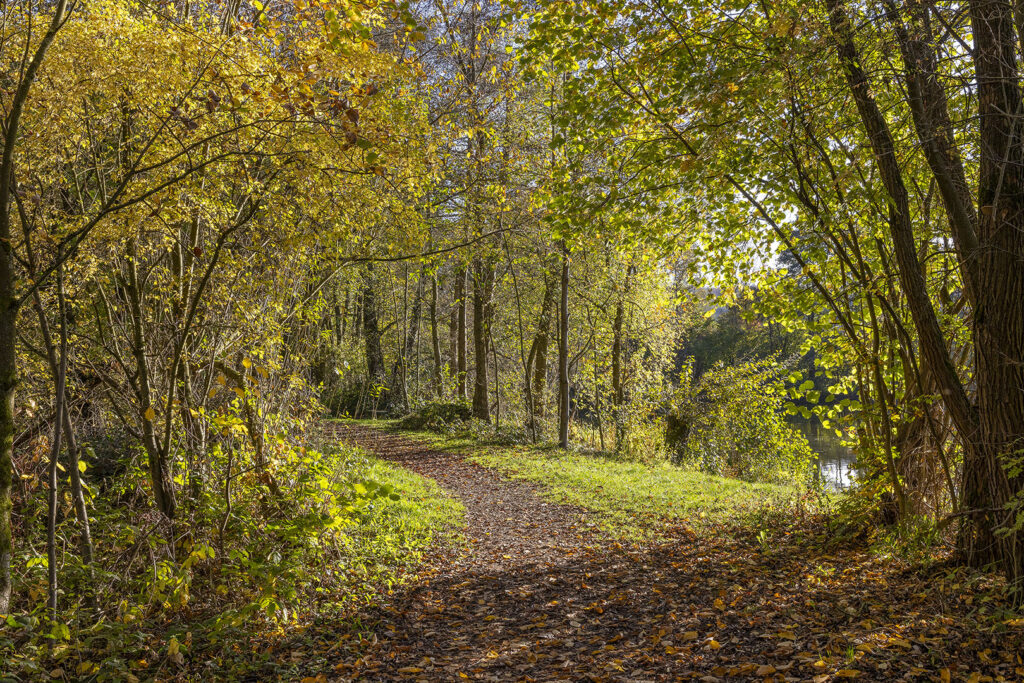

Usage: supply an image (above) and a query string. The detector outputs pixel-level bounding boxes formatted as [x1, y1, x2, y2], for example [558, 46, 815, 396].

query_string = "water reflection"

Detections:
[790, 417, 857, 489]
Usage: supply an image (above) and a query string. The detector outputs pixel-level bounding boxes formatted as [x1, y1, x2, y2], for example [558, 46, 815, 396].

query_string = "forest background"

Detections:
[2, 0, 1024, 678]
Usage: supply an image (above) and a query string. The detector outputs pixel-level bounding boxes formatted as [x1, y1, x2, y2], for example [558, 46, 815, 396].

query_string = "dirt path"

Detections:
[331, 423, 594, 572]
[317, 424, 1022, 683]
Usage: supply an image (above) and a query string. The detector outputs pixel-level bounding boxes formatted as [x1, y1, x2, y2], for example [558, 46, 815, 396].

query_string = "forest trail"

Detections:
[320, 424, 1021, 683]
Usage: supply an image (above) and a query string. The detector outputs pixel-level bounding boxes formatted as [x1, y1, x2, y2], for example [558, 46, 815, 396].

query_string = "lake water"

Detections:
[791, 417, 857, 489]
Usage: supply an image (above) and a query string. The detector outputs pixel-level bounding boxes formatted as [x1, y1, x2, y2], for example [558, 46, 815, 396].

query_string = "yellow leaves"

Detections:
[706, 639, 721, 650]
[940, 668, 951, 683]
[680, 631, 699, 642]
[143, 407, 155, 421]
[300, 676, 326, 683]
[396, 666, 423, 673]
[835, 669, 861, 678]
[713, 597, 725, 610]
[776, 630, 796, 640]
[76, 662, 99, 676]
[755, 664, 775, 676]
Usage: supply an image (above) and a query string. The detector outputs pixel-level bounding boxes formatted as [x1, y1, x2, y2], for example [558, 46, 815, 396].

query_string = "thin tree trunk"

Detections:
[456, 266, 468, 400]
[31, 280, 94, 567]
[530, 271, 556, 420]
[0, 0, 70, 616]
[46, 265, 69, 621]
[558, 243, 570, 449]
[125, 239, 176, 519]
[362, 265, 385, 390]
[430, 275, 443, 396]
[472, 258, 494, 421]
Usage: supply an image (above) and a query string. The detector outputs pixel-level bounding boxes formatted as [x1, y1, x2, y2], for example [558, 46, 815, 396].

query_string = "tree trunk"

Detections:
[392, 268, 425, 412]
[530, 272, 556, 419]
[31, 283, 93, 566]
[430, 275, 443, 396]
[0, 300, 13, 614]
[558, 243, 570, 449]
[46, 265, 69, 619]
[829, 0, 1024, 589]
[362, 265, 385, 388]
[472, 258, 494, 421]
[456, 266, 468, 400]
[125, 240, 176, 519]
[0, 0, 70, 617]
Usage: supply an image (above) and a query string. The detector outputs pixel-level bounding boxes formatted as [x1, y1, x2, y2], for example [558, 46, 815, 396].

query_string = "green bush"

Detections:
[667, 359, 815, 485]
[397, 400, 472, 432]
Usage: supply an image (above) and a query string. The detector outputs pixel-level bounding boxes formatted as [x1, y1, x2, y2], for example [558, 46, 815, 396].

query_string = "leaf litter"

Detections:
[241, 424, 1024, 682]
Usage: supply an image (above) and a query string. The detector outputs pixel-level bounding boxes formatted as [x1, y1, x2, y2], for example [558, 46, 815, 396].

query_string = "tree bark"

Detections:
[125, 239, 176, 519]
[430, 275, 443, 397]
[529, 270, 556, 419]
[455, 266, 468, 400]
[558, 243, 570, 449]
[362, 265, 385, 387]
[828, 0, 1024, 589]
[0, 0, 70, 616]
[471, 258, 494, 420]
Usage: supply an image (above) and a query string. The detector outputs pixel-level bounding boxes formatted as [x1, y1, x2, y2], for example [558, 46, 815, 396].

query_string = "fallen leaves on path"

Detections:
[282, 425, 1024, 682]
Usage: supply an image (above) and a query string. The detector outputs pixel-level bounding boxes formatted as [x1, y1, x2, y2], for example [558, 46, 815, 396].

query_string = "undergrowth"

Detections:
[1, 440, 463, 681]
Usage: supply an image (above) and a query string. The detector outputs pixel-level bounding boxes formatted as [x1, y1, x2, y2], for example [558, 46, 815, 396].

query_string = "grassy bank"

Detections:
[1, 442, 464, 681]
[378, 422, 807, 540]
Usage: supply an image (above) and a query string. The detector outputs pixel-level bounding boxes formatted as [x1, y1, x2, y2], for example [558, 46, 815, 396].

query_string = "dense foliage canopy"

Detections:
[2, 0, 1024, 677]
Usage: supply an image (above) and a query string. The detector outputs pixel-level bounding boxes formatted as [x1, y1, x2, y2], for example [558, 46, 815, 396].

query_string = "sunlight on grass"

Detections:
[334, 447, 466, 592]
[363, 420, 805, 540]
[467, 446, 800, 539]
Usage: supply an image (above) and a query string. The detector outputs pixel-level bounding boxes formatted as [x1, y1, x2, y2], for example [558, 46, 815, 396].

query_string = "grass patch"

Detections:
[467, 445, 800, 539]
[336, 446, 466, 591]
[365, 419, 805, 540]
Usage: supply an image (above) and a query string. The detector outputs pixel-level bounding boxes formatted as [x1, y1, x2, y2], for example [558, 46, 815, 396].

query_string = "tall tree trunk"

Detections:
[31, 287, 93, 567]
[336, 287, 347, 341]
[353, 292, 363, 339]
[530, 271, 556, 419]
[0, 299, 14, 614]
[471, 258, 494, 421]
[965, 0, 1024, 589]
[125, 241, 176, 519]
[392, 268, 425, 412]
[829, 0, 1024, 588]
[362, 265, 385, 387]
[430, 275, 443, 396]
[0, 0, 70, 616]
[46, 264, 69, 620]
[455, 266, 468, 400]
[558, 243, 570, 449]
[612, 300, 625, 407]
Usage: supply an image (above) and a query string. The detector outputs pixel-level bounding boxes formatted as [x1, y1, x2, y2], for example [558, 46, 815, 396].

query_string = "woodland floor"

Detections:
[264, 423, 1023, 683]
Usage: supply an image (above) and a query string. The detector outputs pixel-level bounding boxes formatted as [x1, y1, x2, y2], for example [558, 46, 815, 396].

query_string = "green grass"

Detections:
[357, 420, 804, 540]
[466, 445, 800, 539]
[331, 445, 466, 593]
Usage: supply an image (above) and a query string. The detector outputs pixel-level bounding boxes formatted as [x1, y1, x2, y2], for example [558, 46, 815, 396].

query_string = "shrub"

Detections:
[397, 400, 472, 432]
[667, 359, 814, 485]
